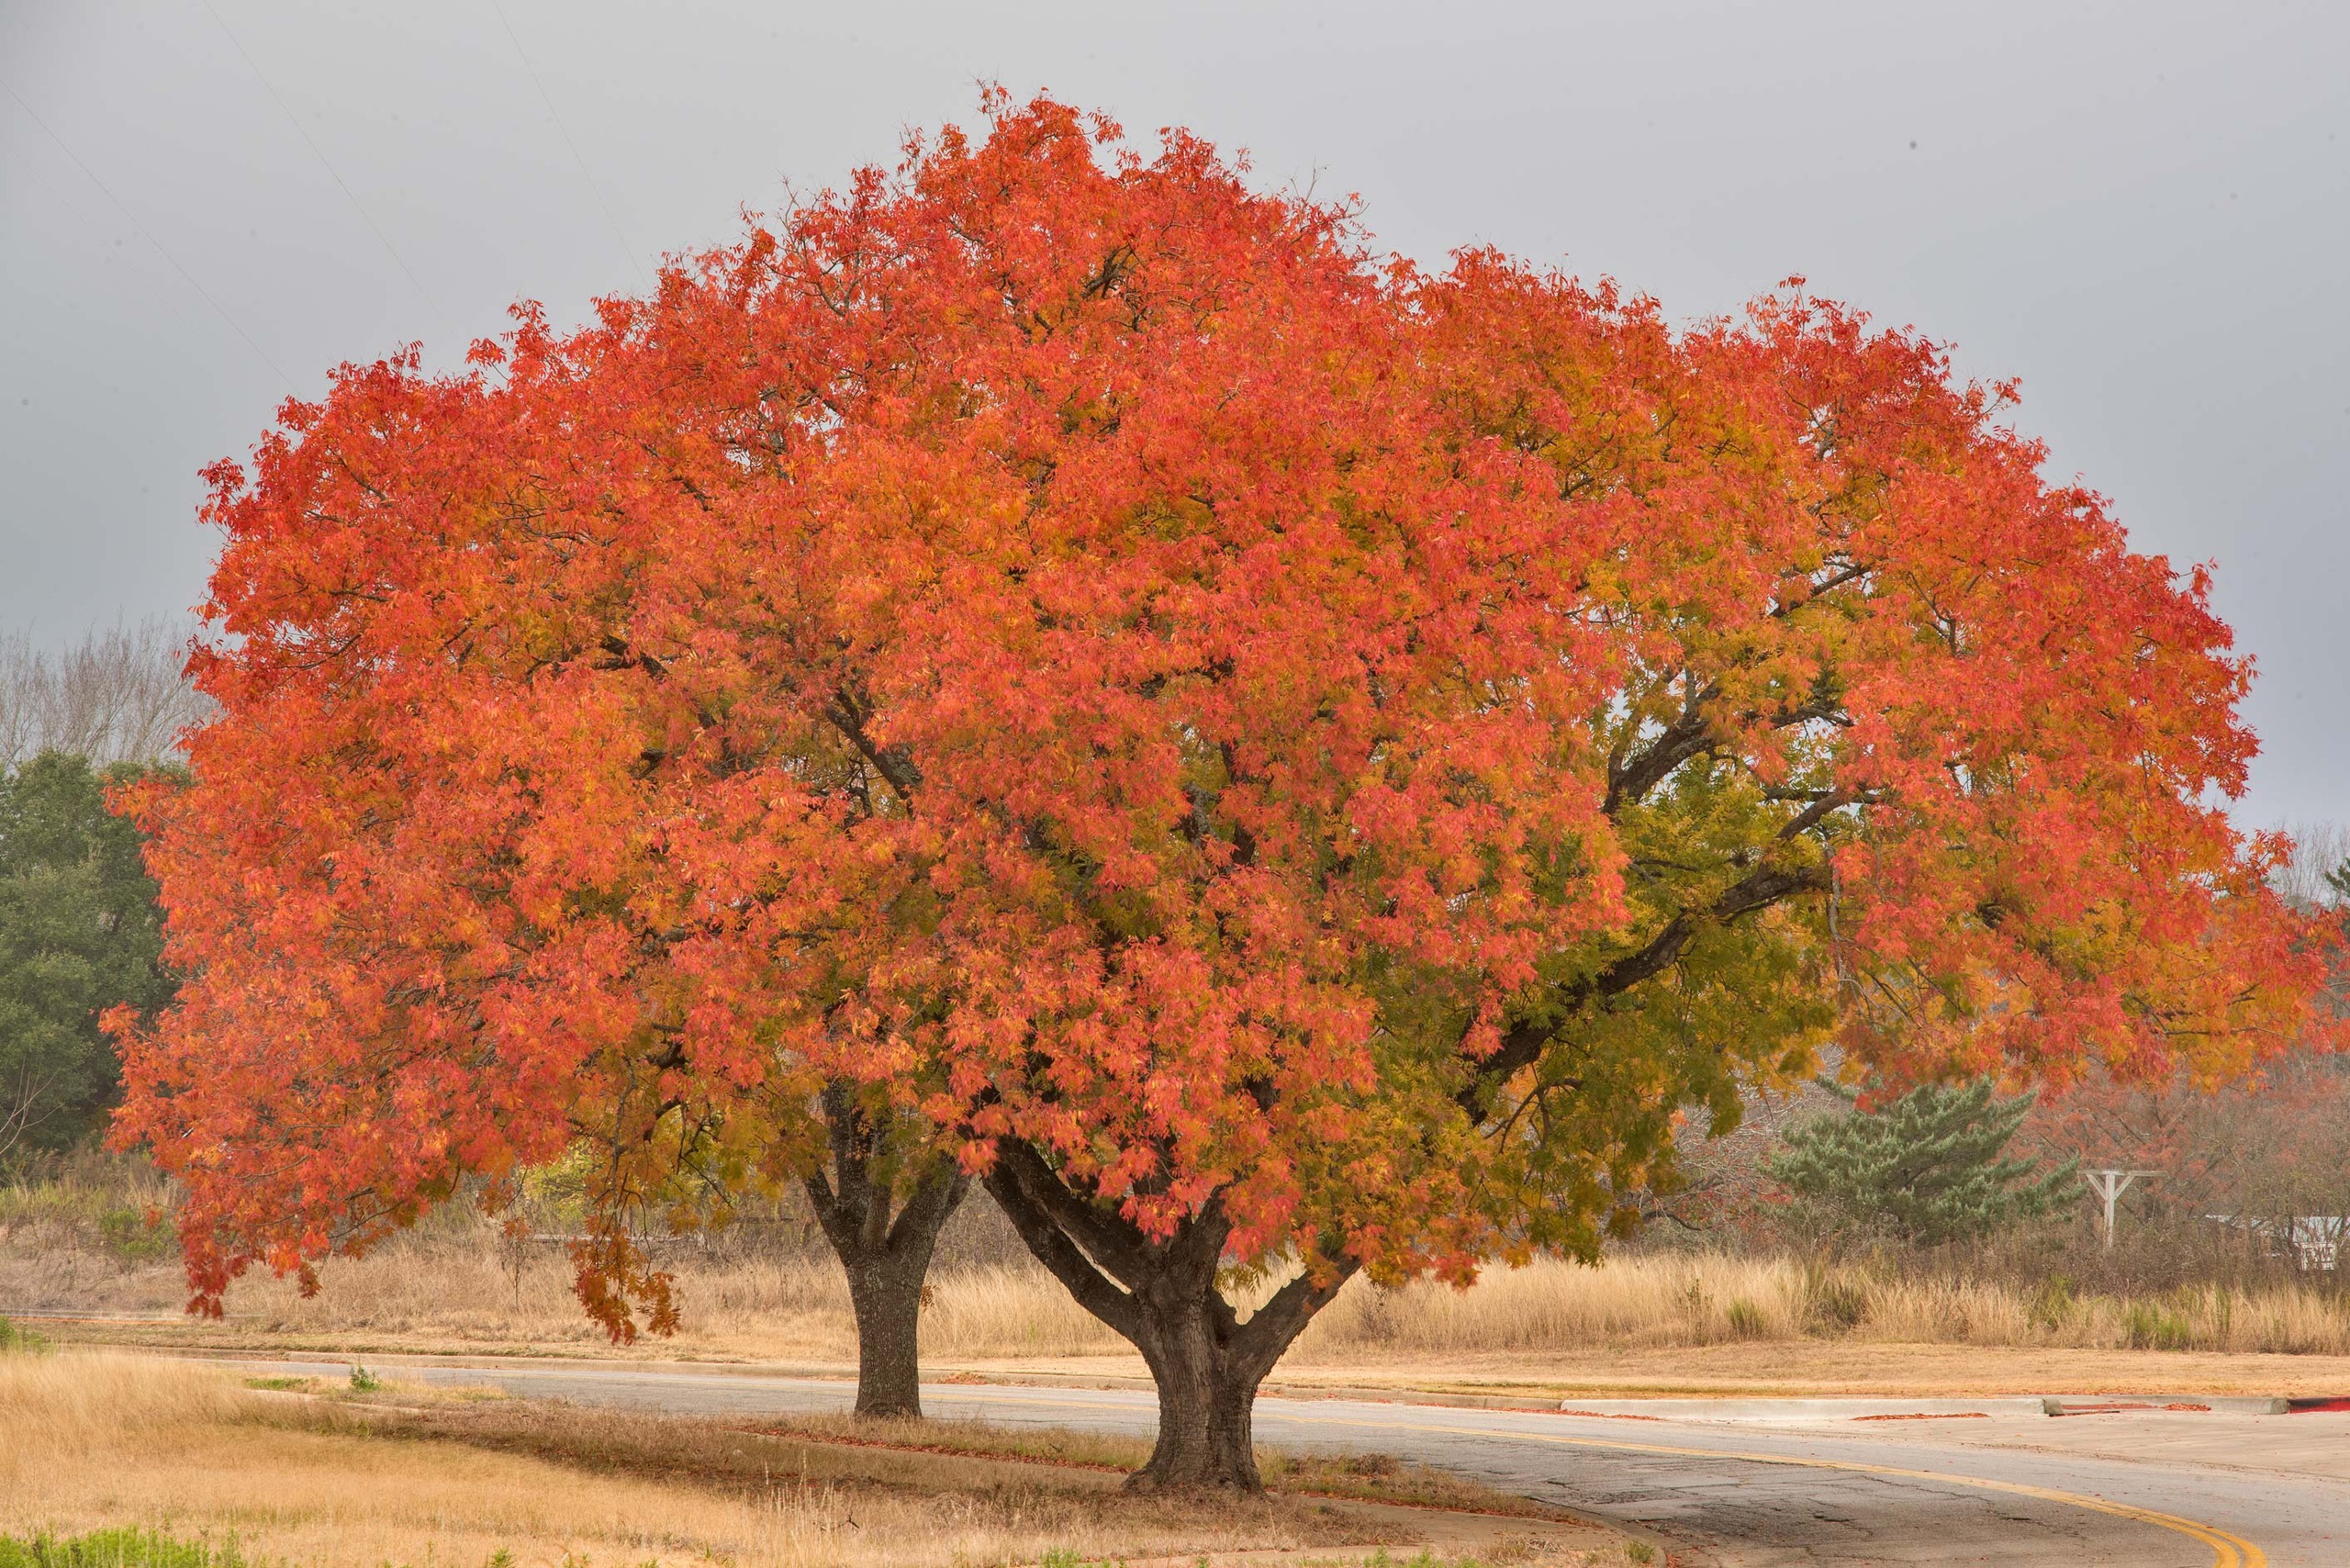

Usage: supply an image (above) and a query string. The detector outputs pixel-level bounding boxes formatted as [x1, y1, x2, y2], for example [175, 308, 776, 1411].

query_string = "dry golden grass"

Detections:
[1299, 1254, 2350, 1358]
[0, 1353, 1621, 1568]
[21, 1235, 2350, 1361]
[246, 1248, 2350, 1359]
[15, 1193, 2350, 1403]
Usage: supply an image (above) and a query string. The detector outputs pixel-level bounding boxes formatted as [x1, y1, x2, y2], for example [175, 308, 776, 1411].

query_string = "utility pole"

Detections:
[2082, 1169, 2154, 1250]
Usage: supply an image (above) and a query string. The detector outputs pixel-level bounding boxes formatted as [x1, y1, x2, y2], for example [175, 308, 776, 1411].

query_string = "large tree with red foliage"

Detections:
[117, 96, 2333, 1487]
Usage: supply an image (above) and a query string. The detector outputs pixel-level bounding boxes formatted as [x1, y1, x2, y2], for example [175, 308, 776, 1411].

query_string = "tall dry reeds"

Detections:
[1294, 1254, 2350, 1358]
[203, 1244, 2344, 1360]
[9, 1167, 2349, 1361]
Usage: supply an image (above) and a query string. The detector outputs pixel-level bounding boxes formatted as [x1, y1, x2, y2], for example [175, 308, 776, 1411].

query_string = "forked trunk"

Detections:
[985, 1137, 1357, 1491]
[1129, 1287, 1267, 1489]
[806, 1085, 968, 1418]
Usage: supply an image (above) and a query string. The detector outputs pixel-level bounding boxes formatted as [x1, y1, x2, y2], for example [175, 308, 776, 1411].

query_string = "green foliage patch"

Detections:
[95, 1205, 175, 1261]
[0, 1531, 242, 1568]
[2123, 1300, 2195, 1351]
[0, 753, 177, 1169]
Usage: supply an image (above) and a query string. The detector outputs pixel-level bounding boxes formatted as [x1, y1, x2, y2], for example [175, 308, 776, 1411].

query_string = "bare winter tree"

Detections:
[2273, 821, 2350, 913]
[0, 619, 212, 769]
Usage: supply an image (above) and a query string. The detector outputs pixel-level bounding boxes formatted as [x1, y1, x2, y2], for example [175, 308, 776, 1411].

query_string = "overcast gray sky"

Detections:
[3, 2, 2344, 824]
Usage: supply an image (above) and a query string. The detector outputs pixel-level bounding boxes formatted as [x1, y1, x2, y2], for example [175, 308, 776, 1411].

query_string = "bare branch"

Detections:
[0, 618, 213, 768]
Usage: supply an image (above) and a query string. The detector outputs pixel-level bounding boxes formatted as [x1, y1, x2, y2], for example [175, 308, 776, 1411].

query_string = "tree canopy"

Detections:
[114, 95, 2337, 1488]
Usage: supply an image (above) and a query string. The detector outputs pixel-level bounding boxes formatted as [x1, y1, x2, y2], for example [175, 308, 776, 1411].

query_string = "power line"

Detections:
[487, 0, 650, 292]
[9, 145, 118, 252]
[0, 76, 296, 392]
[199, 0, 448, 334]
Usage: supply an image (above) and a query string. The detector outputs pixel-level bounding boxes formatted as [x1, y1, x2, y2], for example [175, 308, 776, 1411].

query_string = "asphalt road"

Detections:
[232, 1357, 2346, 1566]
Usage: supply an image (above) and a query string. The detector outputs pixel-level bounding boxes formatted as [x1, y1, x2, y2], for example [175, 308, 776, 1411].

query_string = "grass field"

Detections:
[0, 1352, 1628, 1568]
[13, 1217, 2348, 1358]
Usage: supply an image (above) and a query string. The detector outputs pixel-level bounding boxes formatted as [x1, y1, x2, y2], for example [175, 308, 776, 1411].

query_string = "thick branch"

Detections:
[806, 1082, 968, 1265]
[989, 1135, 1161, 1285]
[1462, 859, 1830, 1119]
[886, 1162, 971, 1258]
[821, 688, 922, 803]
[983, 1142, 1145, 1339]
[803, 1081, 880, 1257]
[1605, 697, 1715, 817]
[1776, 787, 1874, 843]
[1233, 1254, 1360, 1383]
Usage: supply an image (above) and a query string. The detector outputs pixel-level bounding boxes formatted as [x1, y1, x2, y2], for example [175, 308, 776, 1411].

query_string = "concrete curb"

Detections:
[92, 1341, 2350, 1422]
[1557, 1394, 2045, 1423]
[1548, 1393, 2320, 1422]
[2039, 1395, 2290, 1417]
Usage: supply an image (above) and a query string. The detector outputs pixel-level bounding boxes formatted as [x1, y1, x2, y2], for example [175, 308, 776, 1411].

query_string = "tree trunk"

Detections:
[1128, 1276, 1268, 1489]
[805, 1083, 968, 1418]
[985, 1136, 1357, 1491]
[841, 1242, 929, 1417]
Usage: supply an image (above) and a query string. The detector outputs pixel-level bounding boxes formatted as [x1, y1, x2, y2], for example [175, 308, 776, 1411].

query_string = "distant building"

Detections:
[2202, 1214, 2344, 1271]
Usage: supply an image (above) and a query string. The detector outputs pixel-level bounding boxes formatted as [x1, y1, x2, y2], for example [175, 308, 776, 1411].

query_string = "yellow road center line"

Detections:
[965, 1390, 2269, 1568]
[1304, 1417, 2267, 1568]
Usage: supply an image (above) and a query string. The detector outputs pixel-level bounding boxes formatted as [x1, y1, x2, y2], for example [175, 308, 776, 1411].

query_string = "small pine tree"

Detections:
[1763, 1079, 2077, 1247]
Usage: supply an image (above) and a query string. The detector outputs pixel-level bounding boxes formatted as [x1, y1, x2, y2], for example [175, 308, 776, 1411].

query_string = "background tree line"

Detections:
[0, 620, 202, 1169]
